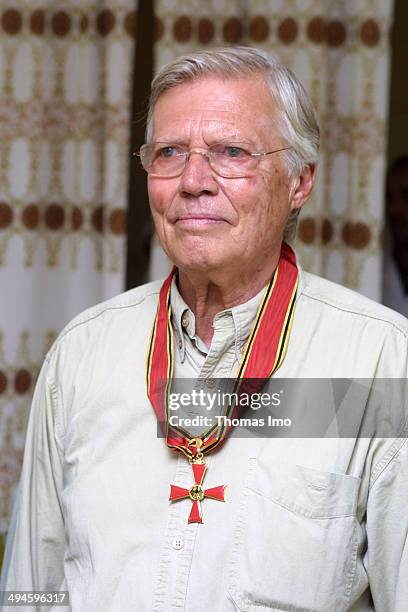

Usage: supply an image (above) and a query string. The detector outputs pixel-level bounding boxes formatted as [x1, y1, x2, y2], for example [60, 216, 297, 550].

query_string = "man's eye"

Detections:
[159, 146, 177, 159]
[224, 146, 246, 158]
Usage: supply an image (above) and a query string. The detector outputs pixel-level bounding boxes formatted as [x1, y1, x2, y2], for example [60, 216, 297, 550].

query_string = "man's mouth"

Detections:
[176, 214, 227, 227]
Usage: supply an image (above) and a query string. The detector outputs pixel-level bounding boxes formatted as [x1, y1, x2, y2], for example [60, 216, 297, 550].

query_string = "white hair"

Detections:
[146, 46, 320, 240]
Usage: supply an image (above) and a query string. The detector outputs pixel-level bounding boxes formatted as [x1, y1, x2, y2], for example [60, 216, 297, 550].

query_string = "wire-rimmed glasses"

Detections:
[137, 142, 291, 179]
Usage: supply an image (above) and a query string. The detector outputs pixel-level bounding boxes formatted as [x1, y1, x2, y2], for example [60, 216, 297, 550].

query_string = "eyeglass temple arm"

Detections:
[251, 147, 291, 158]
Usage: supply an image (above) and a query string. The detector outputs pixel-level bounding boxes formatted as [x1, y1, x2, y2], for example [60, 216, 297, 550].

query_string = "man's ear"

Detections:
[290, 164, 317, 211]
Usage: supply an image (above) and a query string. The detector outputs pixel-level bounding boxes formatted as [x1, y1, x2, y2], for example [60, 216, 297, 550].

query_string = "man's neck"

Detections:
[177, 256, 280, 347]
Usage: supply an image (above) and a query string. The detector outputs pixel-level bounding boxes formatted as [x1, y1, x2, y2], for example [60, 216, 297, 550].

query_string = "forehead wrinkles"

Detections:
[153, 109, 274, 145]
[160, 119, 246, 143]
[151, 77, 277, 143]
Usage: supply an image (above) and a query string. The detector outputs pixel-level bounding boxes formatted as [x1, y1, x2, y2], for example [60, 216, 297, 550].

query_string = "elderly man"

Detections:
[1, 47, 407, 612]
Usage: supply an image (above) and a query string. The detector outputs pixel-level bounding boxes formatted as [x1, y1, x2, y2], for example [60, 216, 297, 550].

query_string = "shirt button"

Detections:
[181, 313, 190, 328]
[206, 377, 216, 389]
[172, 536, 184, 550]
[178, 339, 183, 349]
[240, 344, 247, 356]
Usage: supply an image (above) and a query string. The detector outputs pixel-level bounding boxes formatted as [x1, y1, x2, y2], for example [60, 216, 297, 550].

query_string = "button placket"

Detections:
[151, 455, 200, 611]
[186, 378, 206, 418]
[169, 455, 207, 610]
[208, 314, 237, 375]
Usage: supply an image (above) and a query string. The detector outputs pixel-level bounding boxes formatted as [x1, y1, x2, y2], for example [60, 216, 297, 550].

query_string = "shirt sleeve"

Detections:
[365, 439, 408, 611]
[0, 354, 69, 605]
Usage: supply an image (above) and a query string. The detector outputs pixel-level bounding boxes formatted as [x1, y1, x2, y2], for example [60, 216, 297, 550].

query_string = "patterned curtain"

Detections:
[0, 1, 136, 563]
[150, 0, 393, 301]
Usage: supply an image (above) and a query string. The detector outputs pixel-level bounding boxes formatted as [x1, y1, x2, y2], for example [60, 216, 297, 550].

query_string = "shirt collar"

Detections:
[170, 275, 266, 363]
[170, 277, 191, 362]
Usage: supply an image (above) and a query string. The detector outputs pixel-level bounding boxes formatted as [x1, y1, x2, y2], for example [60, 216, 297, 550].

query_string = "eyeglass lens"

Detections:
[141, 143, 258, 178]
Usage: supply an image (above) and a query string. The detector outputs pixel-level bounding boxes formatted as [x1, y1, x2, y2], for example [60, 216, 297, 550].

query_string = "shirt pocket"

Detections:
[227, 458, 360, 612]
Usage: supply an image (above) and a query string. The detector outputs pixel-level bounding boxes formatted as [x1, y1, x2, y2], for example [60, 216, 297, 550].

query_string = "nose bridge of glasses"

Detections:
[181, 148, 214, 175]
[186, 148, 212, 163]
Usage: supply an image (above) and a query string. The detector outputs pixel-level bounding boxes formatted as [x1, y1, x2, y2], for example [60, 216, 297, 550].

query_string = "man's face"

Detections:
[148, 75, 306, 274]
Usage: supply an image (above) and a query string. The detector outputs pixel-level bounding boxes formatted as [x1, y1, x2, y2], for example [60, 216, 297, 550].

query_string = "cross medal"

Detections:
[169, 438, 226, 524]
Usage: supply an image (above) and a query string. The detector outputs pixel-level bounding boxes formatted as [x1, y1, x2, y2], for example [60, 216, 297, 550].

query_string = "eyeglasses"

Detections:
[137, 142, 291, 178]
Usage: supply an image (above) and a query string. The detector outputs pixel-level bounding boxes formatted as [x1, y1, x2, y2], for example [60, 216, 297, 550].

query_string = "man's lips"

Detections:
[175, 213, 228, 226]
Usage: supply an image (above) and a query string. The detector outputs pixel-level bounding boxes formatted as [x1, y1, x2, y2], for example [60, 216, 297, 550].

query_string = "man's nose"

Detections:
[178, 150, 218, 197]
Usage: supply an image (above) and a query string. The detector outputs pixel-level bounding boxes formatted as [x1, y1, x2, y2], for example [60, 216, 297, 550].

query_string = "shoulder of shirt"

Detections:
[46, 278, 164, 359]
[299, 269, 408, 339]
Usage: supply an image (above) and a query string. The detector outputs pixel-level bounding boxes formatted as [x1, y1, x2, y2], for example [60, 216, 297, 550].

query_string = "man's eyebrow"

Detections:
[150, 138, 187, 145]
[152, 136, 254, 146]
[208, 137, 253, 144]
[203, 136, 257, 149]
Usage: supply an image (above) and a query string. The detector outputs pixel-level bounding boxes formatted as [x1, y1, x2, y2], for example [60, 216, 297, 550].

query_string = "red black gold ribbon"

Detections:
[146, 242, 298, 461]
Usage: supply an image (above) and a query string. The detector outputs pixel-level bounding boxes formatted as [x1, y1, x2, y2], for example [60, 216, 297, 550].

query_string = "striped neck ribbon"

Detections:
[146, 241, 298, 462]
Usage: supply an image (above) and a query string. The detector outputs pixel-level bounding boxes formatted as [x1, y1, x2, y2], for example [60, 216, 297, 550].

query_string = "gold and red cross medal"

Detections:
[169, 438, 226, 523]
[146, 242, 298, 524]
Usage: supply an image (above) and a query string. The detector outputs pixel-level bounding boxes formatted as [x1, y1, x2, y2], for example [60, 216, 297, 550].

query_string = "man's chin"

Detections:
[169, 249, 233, 274]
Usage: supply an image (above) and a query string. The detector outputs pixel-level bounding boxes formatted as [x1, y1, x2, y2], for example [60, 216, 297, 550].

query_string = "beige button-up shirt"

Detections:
[1, 268, 408, 612]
